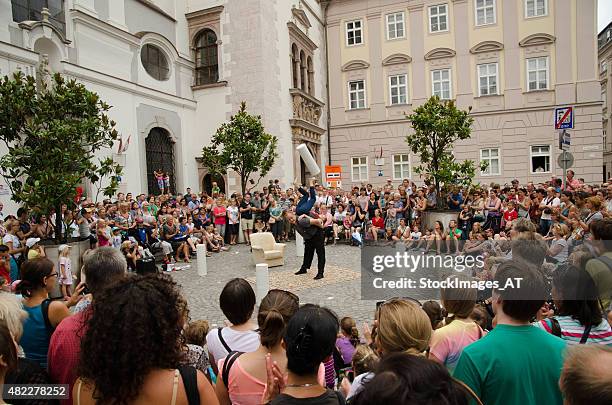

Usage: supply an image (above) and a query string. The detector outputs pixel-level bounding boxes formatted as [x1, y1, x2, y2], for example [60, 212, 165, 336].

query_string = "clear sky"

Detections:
[599, 0, 612, 32]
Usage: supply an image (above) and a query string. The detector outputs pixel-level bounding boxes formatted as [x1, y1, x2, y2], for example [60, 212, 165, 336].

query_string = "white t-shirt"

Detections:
[2, 234, 21, 258]
[206, 327, 260, 366]
[347, 372, 374, 399]
[540, 196, 560, 220]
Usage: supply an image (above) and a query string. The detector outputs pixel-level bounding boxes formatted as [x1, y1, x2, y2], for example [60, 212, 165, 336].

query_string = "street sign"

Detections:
[325, 165, 342, 188]
[557, 151, 574, 169]
[558, 130, 571, 151]
[555, 106, 574, 129]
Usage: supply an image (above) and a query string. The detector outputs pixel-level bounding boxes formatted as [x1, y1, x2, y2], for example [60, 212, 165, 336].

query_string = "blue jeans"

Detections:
[296, 187, 316, 216]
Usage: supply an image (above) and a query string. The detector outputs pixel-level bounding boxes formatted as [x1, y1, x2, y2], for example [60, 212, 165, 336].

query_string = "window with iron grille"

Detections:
[11, 0, 65, 34]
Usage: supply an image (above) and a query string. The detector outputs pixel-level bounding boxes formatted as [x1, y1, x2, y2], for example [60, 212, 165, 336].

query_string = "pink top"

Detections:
[219, 357, 326, 405]
[213, 206, 227, 225]
[429, 319, 485, 372]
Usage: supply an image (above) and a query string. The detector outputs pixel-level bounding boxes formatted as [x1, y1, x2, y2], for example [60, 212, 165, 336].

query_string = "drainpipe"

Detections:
[323, 1, 332, 165]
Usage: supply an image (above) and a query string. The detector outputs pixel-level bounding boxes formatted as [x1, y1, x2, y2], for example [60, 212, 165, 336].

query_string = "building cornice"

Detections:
[424, 48, 456, 60]
[185, 5, 224, 21]
[519, 33, 556, 47]
[470, 41, 504, 54]
[292, 6, 312, 29]
[341, 59, 370, 71]
[288, 22, 318, 51]
[382, 53, 412, 66]
[136, 0, 176, 22]
[18, 20, 71, 44]
[290, 88, 325, 107]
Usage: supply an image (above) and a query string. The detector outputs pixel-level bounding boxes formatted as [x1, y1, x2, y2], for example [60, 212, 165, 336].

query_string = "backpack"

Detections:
[221, 350, 244, 388]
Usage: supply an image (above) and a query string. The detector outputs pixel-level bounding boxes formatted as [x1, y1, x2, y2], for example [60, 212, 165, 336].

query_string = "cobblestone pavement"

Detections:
[170, 241, 378, 329]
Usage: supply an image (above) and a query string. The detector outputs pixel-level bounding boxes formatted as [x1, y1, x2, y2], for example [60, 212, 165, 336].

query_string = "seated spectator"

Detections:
[421, 300, 445, 330]
[216, 289, 300, 405]
[17, 258, 83, 369]
[336, 317, 360, 367]
[429, 275, 485, 371]
[546, 224, 570, 264]
[350, 353, 473, 405]
[559, 345, 612, 405]
[48, 247, 127, 405]
[262, 304, 342, 405]
[183, 320, 212, 379]
[74, 274, 218, 405]
[0, 319, 17, 394]
[454, 260, 567, 405]
[585, 219, 612, 310]
[206, 278, 260, 375]
[534, 264, 612, 345]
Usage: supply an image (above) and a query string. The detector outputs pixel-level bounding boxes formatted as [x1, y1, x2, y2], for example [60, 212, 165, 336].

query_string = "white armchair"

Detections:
[250, 232, 286, 267]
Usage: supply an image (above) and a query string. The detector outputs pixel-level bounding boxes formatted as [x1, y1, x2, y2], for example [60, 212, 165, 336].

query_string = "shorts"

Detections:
[241, 218, 254, 231]
[164, 178, 170, 187]
[228, 223, 239, 235]
[157, 179, 165, 189]
[60, 277, 73, 286]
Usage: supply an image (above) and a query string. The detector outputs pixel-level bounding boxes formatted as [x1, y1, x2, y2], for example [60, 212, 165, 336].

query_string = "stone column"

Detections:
[366, 11, 384, 120]
[554, 0, 574, 104]
[575, 0, 599, 103]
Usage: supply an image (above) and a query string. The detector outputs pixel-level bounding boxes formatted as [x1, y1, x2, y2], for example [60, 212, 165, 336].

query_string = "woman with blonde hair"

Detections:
[429, 275, 485, 372]
[546, 223, 570, 264]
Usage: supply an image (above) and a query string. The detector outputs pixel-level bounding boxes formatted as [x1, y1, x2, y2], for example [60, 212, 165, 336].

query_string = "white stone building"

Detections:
[0, 0, 328, 213]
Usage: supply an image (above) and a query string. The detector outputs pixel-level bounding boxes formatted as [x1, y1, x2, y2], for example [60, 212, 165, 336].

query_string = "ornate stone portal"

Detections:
[290, 88, 325, 183]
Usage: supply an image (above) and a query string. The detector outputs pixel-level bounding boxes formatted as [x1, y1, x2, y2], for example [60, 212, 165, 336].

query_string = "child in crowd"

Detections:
[111, 226, 122, 249]
[384, 207, 398, 233]
[26, 238, 44, 260]
[96, 220, 111, 247]
[336, 317, 360, 367]
[422, 300, 445, 330]
[503, 200, 518, 231]
[58, 244, 73, 299]
[341, 345, 379, 400]
[0, 245, 11, 285]
[342, 214, 353, 241]
[407, 224, 422, 249]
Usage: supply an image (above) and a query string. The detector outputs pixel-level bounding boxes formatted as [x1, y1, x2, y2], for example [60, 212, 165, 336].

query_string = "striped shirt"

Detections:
[535, 316, 612, 345]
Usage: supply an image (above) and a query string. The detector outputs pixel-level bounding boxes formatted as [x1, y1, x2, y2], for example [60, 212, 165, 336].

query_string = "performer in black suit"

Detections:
[292, 215, 326, 280]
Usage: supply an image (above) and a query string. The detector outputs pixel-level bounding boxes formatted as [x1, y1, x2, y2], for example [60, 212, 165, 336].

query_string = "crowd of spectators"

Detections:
[0, 171, 612, 404]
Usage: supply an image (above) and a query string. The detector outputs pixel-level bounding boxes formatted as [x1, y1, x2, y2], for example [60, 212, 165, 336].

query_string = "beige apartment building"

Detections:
[600, 21, 612, 181]
[325, 0, 603, 187]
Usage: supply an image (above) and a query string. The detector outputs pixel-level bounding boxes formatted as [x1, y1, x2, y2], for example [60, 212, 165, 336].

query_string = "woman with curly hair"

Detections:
[74, 274, 218, 405]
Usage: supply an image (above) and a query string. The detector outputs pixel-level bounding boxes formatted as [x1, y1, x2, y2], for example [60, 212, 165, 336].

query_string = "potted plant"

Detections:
[406, 96, 486, 228]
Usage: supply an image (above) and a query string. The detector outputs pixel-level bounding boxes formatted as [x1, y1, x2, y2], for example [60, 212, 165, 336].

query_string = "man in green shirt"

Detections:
[453, 260, 566, 405]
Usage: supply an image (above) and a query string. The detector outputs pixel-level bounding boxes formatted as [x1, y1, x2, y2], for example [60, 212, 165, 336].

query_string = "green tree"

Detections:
[201, 101, 278, 195]
[0, 70, 122, 242]
[406, 96, 486, 209]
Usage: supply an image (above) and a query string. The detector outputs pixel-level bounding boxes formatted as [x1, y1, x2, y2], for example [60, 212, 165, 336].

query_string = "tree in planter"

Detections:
[0, 70, 122, 243]
[406, 96, 486, 209]
[201, 101, 278, 195]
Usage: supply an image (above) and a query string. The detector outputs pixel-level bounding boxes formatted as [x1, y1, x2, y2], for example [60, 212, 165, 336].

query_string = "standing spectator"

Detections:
[213, 199, 228, 240]
[447, 187, 463, 211]
[564, 170, 582, 192]
[539, 187, 561, 236]
[559, 345, 612, 405]
[206, 278, 260, 375]
[227, 198, 240, 245]
[240, 194, 255, 245]
[585, 219, 612, 310]
[17, 258, 83, 369]
[262, 304, 342, 405]
[215, 289, 300, 405]
[454, 260, 566, 405]
[48, 247, 127, 405]
[3, 219, 24, 281]
[58, 244, 73, 299]
[74, 275, 218, 404]
[483, 190, 502, 234]
[268, 199, 283, 242]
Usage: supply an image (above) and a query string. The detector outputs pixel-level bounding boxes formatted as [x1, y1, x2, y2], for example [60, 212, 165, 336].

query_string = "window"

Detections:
[601, 60, 608, 74]
[386, 12, 405, 40]
[604, 128, 608, 152]
[525, 0, 547, 18]
[389, 74, 408, 105]
[11, 0, 65, 34]
[429, 4, 448, 33]
[603, 86, 607, 109]
[478, 63, 498, 96]
[194, 29, 218, 86]
[432, 69, 452, 99]
[530, 145, 551, 173]
[526, 57, 548, 91]
[346, 20, 363, 46]
[141, 44, 170, 81]
[351, 157, 368, 181]
[348, 80, 366, 109]
[475, 0, 496, 25]
[480, 148, 500, 175]
[393, 154, 411, 180]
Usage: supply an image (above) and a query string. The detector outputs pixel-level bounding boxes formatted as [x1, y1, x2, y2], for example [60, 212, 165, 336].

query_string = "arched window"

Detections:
[141, 44, 170, 81]
[195, 29, 219, 85]
[307, 56, 314, 95]
[292, 44, 300, 89]
[11, 0, 66, 34]
[300, 50, 307, 92]
[146, 128, 175, 194]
